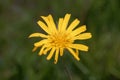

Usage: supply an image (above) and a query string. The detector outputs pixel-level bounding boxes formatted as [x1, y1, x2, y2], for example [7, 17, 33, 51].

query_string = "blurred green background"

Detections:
[0, 0, 120, 80]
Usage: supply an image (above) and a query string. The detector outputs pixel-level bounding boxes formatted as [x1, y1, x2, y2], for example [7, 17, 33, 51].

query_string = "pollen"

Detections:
[49, 32, 73, 48]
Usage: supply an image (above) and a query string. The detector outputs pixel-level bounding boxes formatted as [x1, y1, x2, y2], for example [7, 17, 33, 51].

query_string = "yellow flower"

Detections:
[29, 14, 92, 64]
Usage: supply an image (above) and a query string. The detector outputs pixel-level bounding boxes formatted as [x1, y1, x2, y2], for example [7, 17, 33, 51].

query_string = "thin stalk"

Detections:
[61, 59, 72, 80]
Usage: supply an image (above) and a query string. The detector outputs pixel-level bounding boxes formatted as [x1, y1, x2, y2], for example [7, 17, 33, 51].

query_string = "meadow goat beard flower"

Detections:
[29, 14, 92, 64]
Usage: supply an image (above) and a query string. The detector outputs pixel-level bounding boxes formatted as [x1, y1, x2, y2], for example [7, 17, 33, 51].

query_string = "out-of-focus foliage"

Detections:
[0, 0, 120, 80]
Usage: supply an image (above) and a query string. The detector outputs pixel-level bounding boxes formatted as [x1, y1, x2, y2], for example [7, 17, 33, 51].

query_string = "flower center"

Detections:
[49, 32, 73, 48]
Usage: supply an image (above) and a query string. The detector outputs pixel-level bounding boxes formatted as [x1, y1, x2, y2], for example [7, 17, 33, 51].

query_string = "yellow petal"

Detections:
[58, 18, 63, 32]
[41, 16, 51, 28]
[37, 21, 50, 34]
[67, 48, 80, 61]
[32, 47, 38, 52]
[76, 49, 79, 56]
[70, 25, 86, 37]
[61, 14, 71, 32]
[75, 33, 92, 40]
[60, 48, 64, 56]
[43, 47, 51, 55]
[54, 48, 59, 64]
[38, 45, 46, 55]
[47, 47, 56, 60]
[66, 19, 80, 33]
[34, 39, 48, 47]
[29, 33, 48, 38]
[68, 44, 88, 51]
[41, 15, 56, 33]
[48, 15, 57, 32]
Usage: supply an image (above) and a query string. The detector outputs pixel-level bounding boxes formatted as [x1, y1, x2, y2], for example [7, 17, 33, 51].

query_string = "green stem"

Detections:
[62, 59, 72, 80]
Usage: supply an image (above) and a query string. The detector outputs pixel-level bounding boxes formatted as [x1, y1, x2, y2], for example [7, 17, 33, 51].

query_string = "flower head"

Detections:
[29, 14, 92, 64]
